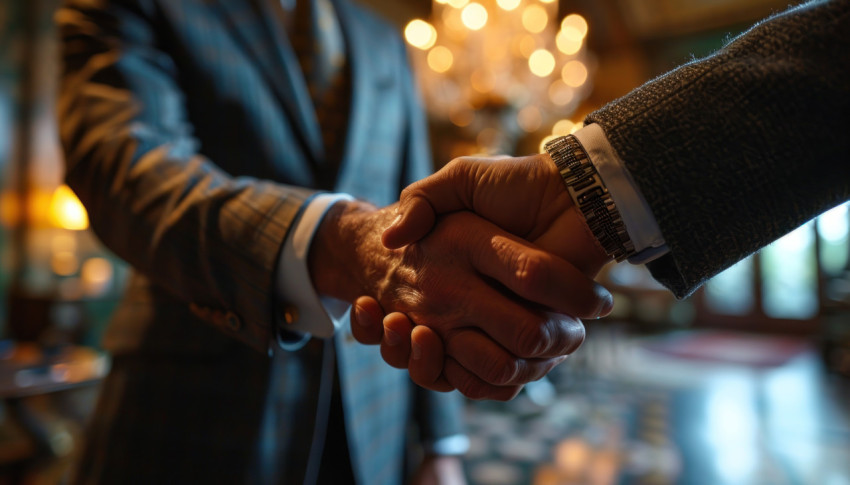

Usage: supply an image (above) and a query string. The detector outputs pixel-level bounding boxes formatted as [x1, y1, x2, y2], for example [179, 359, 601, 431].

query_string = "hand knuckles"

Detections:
[446, 157, 469, 173]
[451, 374, 486, 400]
[566, 324, 586, 354]
[550, 318, 585, 355]
[521, 359, 558, 384]
[399, 185, 418, 202]
[516, 320, 552, 358]
[513, 251, 548, 294]
[458, 382, 493, 401]
[482, 356, 520, 386]
[445, 363, 489, 400]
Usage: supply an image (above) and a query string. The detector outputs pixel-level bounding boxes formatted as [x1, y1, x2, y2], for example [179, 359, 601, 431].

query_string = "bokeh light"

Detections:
[561, 14, 588, 37]
[518, 105, 543, 132]
[552, 119, 576, 136]
[556, 27, 583, 55]
[529, 49, 556, 77]
[496, 0, 521, 11]
[548, 80, 575, 106]
[48, 185, 89, 231]
[404, 19, 437, 50]
[522, 5, 548, 34]
[561, 60, 588, 87]
[461, 3, 488, 30]
[427, 45, 454, 73]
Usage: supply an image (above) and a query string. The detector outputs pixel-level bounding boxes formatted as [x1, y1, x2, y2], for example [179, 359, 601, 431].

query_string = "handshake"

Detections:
[309, 150, 617, 401]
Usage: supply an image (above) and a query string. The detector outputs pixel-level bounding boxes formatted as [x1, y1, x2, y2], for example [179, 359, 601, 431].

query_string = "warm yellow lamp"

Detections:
[48, 185, 89, 231]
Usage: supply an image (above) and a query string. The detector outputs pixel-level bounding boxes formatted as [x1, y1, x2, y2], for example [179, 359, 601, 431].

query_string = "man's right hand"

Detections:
[310, 200, 611, 400]
[384, 153, 612, 276]
[350, 153, 616, 397]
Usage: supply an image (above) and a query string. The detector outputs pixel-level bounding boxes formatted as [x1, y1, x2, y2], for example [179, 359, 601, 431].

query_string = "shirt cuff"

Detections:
[426, 434, 470, 456]
[573, 123, 669, 264]
[275, 193, 354, 341]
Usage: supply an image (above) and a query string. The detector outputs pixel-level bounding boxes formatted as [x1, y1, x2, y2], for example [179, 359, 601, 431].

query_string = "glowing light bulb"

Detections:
[561, 60, 588, 87]
[404, 19, 437, 50]
[48, 185, 89, 230]
[461, 3, 488, 30]
[496, 0, 521, 10]
[427, 46, 454, 73]
[528, 49, 555, 77]
[552, 119, 576, 136]
[556, 27, 583, 55]
[561, 14, 588, 37]
[522, 5, 548, 34]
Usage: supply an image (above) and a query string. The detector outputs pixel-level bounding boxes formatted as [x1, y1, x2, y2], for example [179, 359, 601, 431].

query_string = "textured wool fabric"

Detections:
[586, 0, 850, 298]
[56, 0, 463, 483]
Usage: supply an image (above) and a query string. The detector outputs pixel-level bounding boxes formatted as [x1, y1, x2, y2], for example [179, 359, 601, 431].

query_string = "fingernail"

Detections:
[595, 290, 615, 319]
[354, 306, 370, 327]
[412, 341, 422, 360]
[389, 213, 403, 228]
[385, 328, 402, 346]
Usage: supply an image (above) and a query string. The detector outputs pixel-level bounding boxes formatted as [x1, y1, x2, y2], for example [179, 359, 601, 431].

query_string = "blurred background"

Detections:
[1, 0, 849, 483]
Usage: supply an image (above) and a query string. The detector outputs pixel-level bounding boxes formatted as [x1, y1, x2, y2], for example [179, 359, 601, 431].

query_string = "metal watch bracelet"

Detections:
[544, 134, 635, 262]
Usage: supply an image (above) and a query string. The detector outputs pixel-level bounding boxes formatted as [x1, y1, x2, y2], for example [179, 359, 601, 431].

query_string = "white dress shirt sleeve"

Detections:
[572, 123, 669, 264]
[275, 193, 354, 344]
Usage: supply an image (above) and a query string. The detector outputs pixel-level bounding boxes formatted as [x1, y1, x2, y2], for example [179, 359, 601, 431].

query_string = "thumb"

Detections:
[381, 196, 437, 249]
[382, 159, 480, 249]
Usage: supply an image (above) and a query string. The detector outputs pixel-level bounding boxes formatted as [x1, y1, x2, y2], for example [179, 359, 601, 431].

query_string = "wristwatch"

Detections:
[544, 134, 636, 262]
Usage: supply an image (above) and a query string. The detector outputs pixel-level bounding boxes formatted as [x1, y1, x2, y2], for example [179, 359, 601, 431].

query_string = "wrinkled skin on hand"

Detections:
[311, 200, 608, 400]
[346, 154, 615, 400]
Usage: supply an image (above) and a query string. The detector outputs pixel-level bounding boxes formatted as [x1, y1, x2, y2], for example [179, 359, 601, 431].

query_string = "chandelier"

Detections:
[404, 0, 592, 155]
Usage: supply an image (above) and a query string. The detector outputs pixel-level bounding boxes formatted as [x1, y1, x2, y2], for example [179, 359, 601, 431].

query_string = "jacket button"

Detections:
[189, 303, 211, 320]
[282, 305, 299, 325]
[224, 311, 242, 331]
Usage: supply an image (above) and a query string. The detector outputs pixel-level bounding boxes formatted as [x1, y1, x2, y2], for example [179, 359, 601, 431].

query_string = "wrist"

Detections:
[544, 135, 635, 263]
[308, 199, 381, 302]
[563, 200, 615, 275]
[530, 152, 612, 276]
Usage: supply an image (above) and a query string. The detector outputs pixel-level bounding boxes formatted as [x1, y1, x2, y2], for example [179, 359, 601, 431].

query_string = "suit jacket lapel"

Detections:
[211, 0, 325, 163]
[332, 0, 378, 183]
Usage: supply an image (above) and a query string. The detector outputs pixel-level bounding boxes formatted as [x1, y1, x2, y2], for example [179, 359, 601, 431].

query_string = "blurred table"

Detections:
[0, 341, 107, 400]
[0, 341, 108, 481]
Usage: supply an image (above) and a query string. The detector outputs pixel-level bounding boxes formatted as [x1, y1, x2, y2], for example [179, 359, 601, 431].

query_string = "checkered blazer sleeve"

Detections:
[586, 0, 850, 298]
[57, 0, 313, 352]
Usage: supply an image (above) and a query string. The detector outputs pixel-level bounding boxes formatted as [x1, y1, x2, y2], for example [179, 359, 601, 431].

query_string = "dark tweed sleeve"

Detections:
[585, 0, 850, 298]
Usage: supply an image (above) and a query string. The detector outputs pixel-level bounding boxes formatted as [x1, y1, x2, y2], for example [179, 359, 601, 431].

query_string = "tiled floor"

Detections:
[463, 326, 850, 485]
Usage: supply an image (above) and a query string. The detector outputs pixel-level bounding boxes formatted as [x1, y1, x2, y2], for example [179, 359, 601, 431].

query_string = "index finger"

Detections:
[471, 227, 614, 319]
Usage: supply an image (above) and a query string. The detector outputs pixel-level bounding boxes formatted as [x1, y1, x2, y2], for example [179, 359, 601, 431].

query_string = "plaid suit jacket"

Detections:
[57, 0, 464, 483]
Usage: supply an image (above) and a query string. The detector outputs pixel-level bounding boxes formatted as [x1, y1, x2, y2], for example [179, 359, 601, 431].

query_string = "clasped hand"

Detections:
[340, 153, 615, 400]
